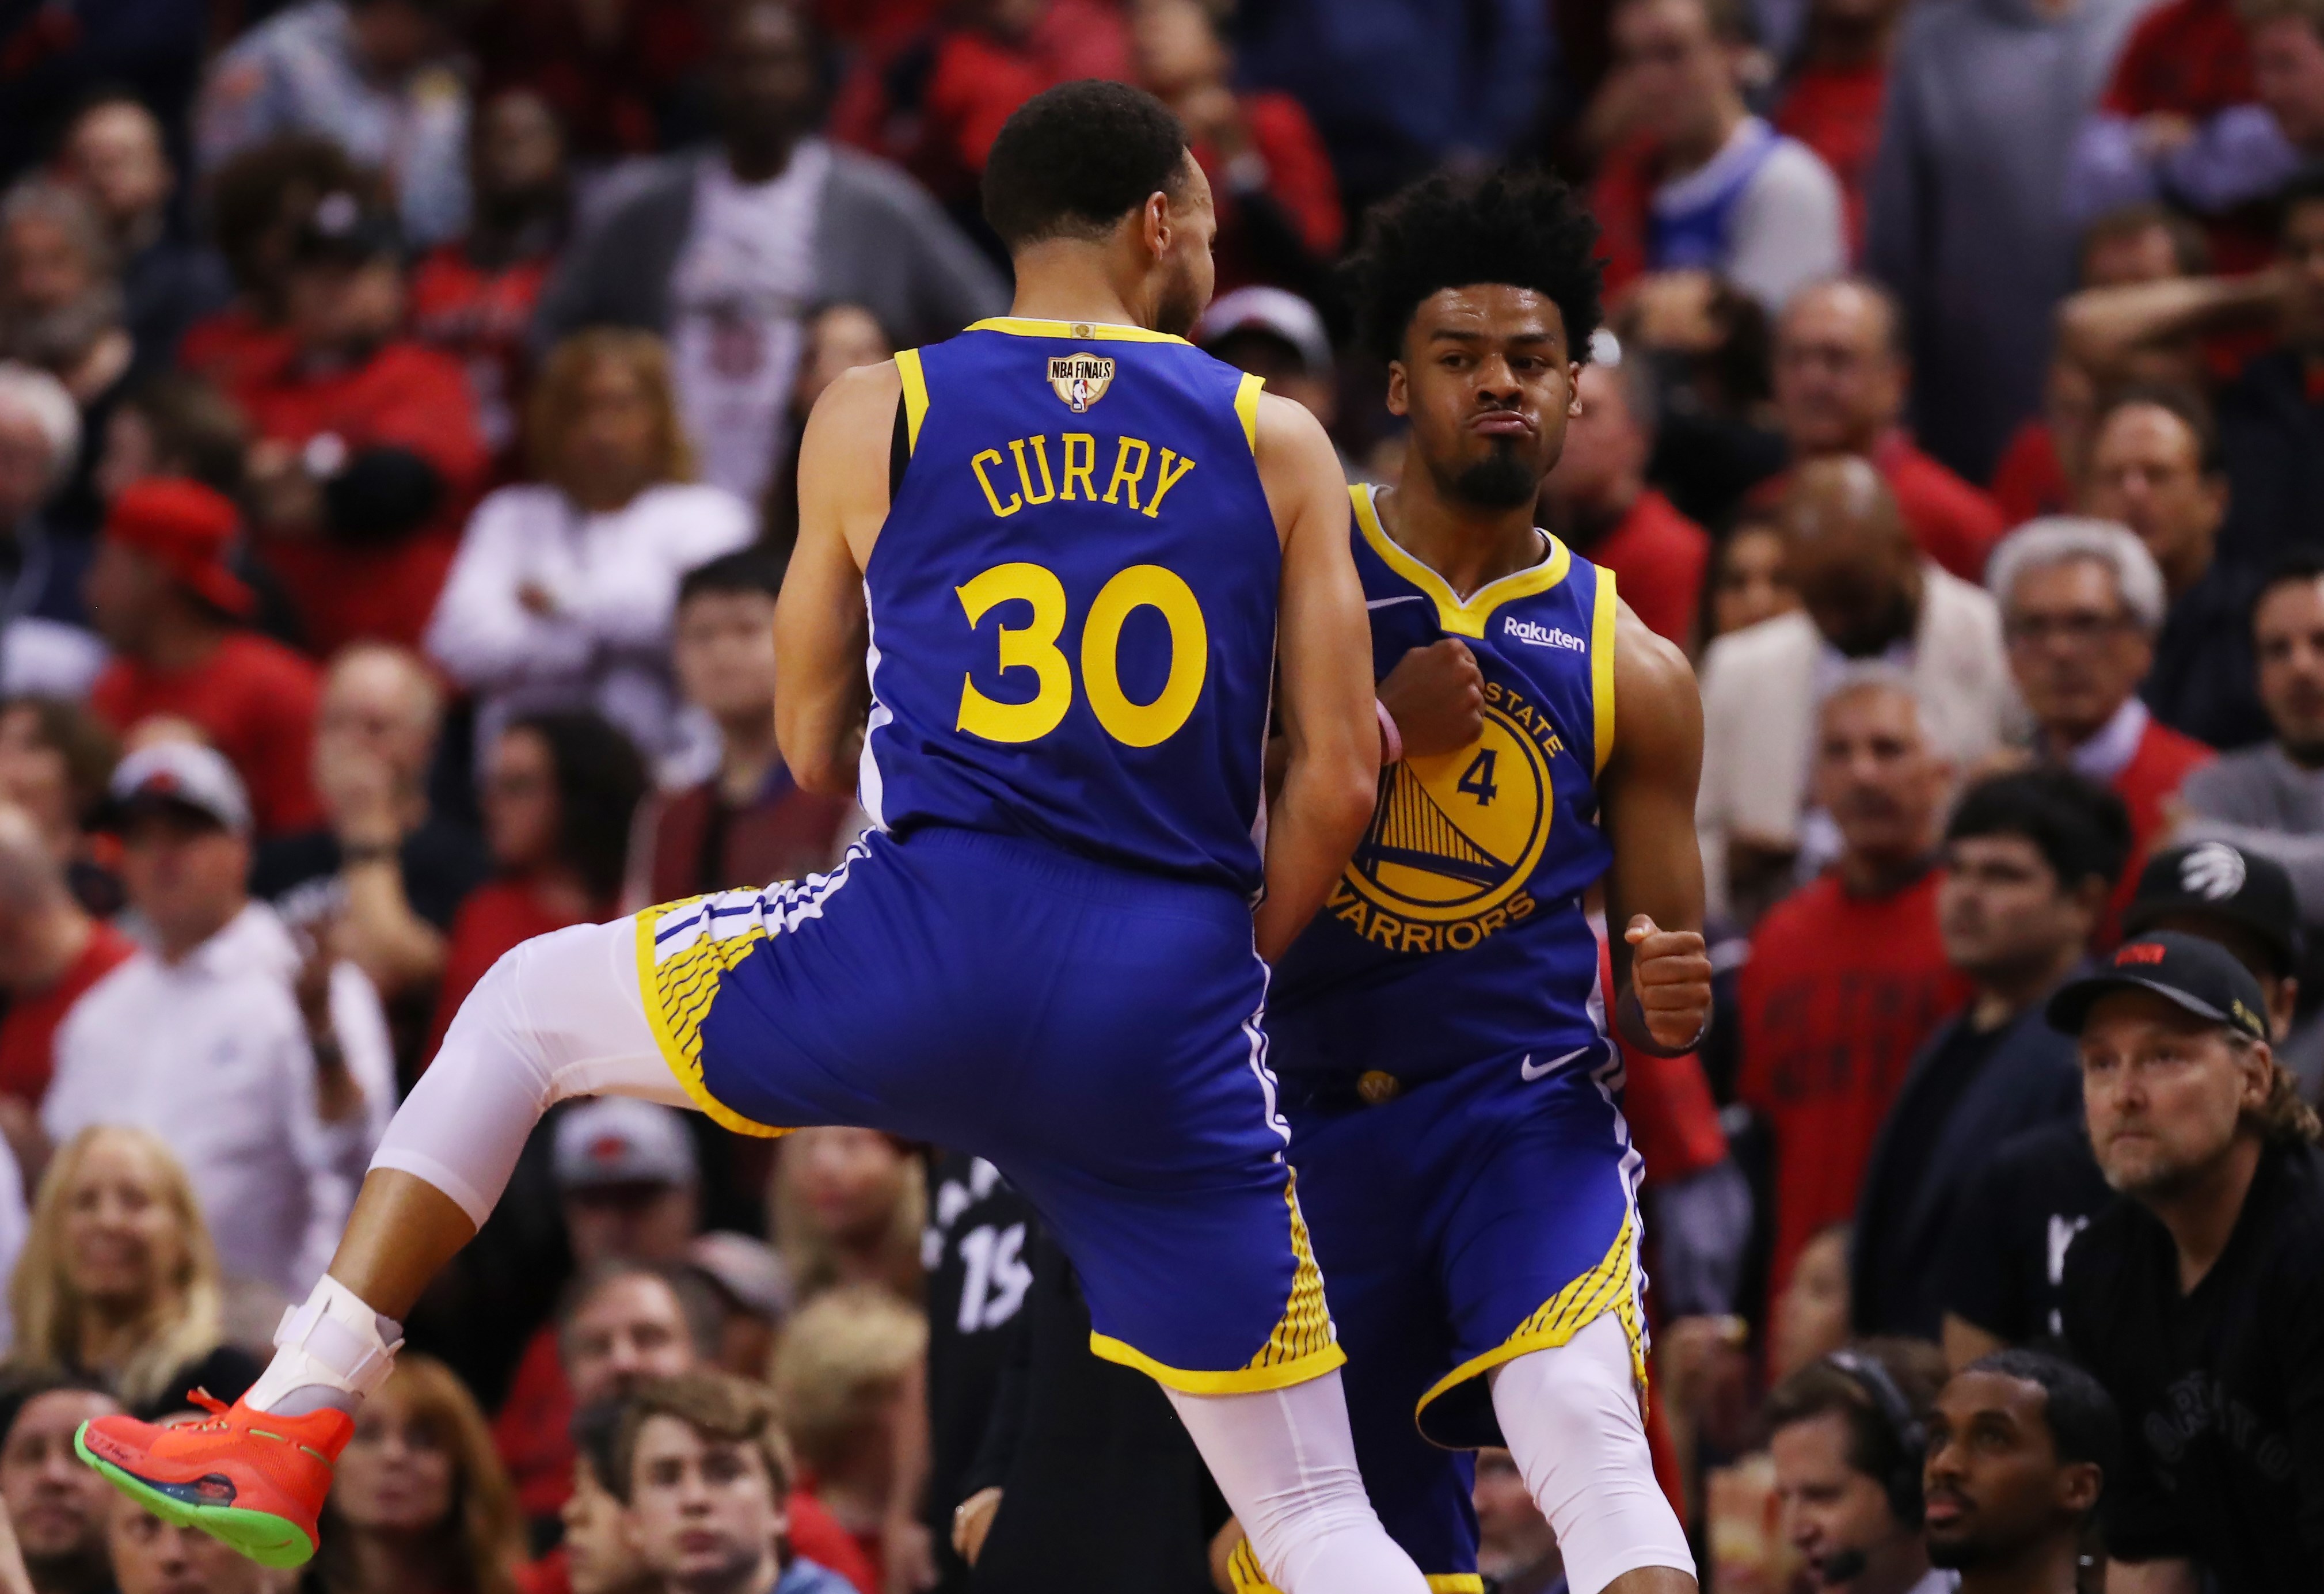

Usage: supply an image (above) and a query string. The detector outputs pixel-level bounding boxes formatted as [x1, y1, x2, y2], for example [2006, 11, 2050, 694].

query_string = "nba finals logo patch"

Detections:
[1329, 682, 1565, 955]
[1047, 352, 1115, 412]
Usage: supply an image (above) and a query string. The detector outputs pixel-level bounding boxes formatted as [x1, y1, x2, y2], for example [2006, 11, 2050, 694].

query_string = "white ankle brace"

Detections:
[244, 1275, 403, 1412]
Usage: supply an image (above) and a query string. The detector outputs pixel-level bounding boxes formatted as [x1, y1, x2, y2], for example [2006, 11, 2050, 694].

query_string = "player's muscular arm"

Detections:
[775, 361, 900, 797]
[1253, 393, 1378, 963]
[1600, 602, 1711, 1056]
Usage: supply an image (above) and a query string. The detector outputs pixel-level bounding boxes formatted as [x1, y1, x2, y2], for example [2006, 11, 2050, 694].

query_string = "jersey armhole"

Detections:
[888, 397, 909, 504]
[891, 348, 930, 503]
[1592, 568, 1618, 778]
[1234, 371, 1265, 453]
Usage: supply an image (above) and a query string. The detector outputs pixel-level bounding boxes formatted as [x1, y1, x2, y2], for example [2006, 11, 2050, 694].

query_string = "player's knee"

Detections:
[427, 937, 561, 1104]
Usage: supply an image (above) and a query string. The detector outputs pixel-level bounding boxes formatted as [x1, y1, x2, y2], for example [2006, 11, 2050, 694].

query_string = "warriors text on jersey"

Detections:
[1269, 481, 1618, 1081]
[859, 317, 1280, 894]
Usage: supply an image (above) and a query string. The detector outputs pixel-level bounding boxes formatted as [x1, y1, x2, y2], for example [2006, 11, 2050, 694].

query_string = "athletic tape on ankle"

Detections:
[274, 1296, 400, 1398]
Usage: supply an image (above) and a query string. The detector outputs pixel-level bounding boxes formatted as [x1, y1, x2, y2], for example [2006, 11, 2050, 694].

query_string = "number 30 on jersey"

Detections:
[955, 561, 1208, 748]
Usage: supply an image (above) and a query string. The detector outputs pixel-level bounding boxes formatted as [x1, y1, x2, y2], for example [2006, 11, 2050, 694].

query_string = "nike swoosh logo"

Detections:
[1366, 595, 1427, 610]
[1519, 1047, 1589, 1081]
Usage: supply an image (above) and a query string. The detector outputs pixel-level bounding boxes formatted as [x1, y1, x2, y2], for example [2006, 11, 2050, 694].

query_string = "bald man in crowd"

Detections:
[1765, 279, 2008, 584]
[1537, 360, 1710, 646]
[1698, 457, 2014, 920]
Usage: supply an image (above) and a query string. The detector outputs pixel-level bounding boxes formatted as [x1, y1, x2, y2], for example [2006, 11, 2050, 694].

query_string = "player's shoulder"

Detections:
[806, 357, 906, 437]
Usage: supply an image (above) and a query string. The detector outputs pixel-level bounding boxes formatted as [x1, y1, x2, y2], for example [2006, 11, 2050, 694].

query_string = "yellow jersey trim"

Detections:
[893, 348, 929, 454]
[633, 904, 790, 1139]
[1592, 566, 1618, 777]
[1087, 1331, 1345, 1394]
[1350, 484, 1571, 640]
[967, 316, 1192, 345]
[1234, 371, 1265, 452]
[1413, 1211, 1649, 1438]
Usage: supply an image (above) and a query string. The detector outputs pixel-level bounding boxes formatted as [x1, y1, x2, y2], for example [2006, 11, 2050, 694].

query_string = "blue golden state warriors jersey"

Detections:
[1269, 484, 1617, 1081]
[859, 318, 1280, 893]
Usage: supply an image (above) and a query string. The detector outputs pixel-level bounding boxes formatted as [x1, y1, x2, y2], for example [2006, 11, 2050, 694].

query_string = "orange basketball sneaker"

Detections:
[74, 1391, 351, 1569]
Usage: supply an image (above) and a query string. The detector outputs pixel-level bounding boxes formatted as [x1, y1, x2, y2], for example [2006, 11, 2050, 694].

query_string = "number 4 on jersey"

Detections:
[1458, 748, 1500, 806]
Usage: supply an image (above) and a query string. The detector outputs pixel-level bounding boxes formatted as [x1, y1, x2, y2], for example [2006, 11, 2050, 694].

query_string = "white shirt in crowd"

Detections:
[425, 481, 756, 762]
[44, 901, 394, 1296]
[669, 141, 831, 501]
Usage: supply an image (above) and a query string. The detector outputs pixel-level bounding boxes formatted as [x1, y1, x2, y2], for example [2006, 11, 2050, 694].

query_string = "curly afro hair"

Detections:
[1344, 168, 1604, 366]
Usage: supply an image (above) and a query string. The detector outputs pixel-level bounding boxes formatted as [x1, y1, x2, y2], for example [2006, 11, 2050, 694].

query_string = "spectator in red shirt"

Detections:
[1771, 0, 1907, 257]
[627, 551, 854, 910]
[408, 88, 571, 482]
[771, 1286, 927, 1593]
[1990, 518, 2216, 942]
[177, 137, 365, 400]
[83, 479, 324, 837]
[1766, 277, 2008, 582]
[1539, 359, 1711, 647]
[0, 803, 134, 1173]
[1737, 667, 1969, 1307]
[235, 187, 487, 656]
[1130, 0, 1343, 295]
[830, 0, 1132, 224]
[429, 710, 645, 1055]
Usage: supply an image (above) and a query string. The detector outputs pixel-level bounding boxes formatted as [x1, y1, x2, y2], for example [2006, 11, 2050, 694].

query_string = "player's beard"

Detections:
[1153, 259, 1205, 340]
[1445, 439, 1541, 510]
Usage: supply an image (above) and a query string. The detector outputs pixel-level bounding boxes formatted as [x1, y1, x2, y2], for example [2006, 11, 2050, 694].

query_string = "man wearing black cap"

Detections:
[2051, 930, 2324, 1591]
[1937, 840, 2303, 1365]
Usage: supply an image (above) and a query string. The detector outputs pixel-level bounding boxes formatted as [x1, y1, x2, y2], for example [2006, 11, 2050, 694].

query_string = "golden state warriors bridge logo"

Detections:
[1328, 681, 1562, 954]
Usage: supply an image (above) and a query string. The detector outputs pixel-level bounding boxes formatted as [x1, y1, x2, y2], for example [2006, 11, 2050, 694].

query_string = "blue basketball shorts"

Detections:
[1278, 1051, 1648, 1582]
[634, 824, 1340, 1394]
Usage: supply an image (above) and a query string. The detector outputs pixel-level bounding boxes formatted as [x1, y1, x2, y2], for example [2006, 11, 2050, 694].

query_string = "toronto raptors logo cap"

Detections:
[2046, 929, 2273, 1043]
[2123, 840, 2301, 977]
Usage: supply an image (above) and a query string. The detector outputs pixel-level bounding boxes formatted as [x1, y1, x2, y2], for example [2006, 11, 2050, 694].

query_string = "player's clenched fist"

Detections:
[1625, 914, 1712, 1052]
[1378, 638, 1485, 758]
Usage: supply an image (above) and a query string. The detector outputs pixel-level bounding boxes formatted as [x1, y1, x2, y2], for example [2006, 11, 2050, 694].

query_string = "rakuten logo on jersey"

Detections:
[1503, 616, 1586, 652]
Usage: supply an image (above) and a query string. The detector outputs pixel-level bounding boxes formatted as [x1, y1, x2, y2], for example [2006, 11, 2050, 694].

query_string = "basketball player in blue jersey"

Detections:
[1226, 170, 1712, 1594]
[73, 82, 1438, 1594]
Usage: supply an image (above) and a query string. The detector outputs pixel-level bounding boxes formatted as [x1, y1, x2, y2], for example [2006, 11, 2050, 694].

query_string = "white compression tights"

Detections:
[1489, 1312, 1697, 1594]
[367, 918, 1431, 1594]
[1169, 1373, 1430, 1594]
[370, 916, 683, 1225]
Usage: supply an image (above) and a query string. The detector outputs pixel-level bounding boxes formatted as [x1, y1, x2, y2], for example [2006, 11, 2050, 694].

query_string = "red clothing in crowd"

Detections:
[1736, 866, 1969, 1303]
[2101, 0, 2253, 119]
[406, 245, 555, 484]
[428, 880, 604, 1056]
[472, 0, 713, 161]
[1752, 433, 2009, 583]
[1989, 420, 2072, 527]
[178, 306, 296, 395]
[830, 1, 1132, 210]
[231, 341, 487, 655]
[635, 770, 853, 905]
[1772, 59, 1887, 258]
[0, 920, 136, 1102]
[89, 632, 325, 836]
[1574, 490, 1711, 647]
[1589, 135, 1660, 302]
[1193, 94, 1345, 291]
[2101, 714, 2216, 945]
[812, 0, 944, 52]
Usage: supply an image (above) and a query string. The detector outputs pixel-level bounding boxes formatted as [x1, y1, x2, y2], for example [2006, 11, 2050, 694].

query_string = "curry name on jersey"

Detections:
[861, 318, 1280, 894]
[1268, 483, 1617, 1082]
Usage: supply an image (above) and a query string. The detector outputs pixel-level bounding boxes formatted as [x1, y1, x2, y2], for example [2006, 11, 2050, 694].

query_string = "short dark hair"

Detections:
[982, 81, 1189, 249]
[2092, 381, 2220, 473]
[610, 1372, 794, 1504]
[1945, 769, 2132, 894]
[2078, 202, 2210, 283]
[1960, 1348, 2121, 1484]
[115, 372, 250, 499]
[1764, 1339, 1948, 1493]
[554, 1258, 721, 1363]
[678, 547, 785, 608]
[1345, 167, 1604, 365]
[501, 710, 647, 905]
[2254, 550, 2324, 636]
[2278, 166, 2324, 234]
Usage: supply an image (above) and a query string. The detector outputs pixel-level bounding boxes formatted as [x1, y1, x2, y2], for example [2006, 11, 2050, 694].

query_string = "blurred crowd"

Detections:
[0, 0, 2308, 1590]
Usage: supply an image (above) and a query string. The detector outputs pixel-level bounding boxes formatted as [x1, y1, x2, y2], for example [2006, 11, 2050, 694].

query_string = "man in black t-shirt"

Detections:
[1938, 842, 2304, 1367]
[2049, 931, 2324, 1590]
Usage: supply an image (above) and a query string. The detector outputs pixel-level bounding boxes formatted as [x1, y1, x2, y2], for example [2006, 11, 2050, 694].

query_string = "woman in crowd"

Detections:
[1704, 510, 1801, 644]
[425, 328, 754, 768]
[428, 710, 645, 1052]
[771, 1127, 925, 1304]
[773, 1285, 931, 1594]
[0, 695, 121, 915]
[305, 1354, 530, 1594]
[8, 1125, 258, 1417]
[758, 303, 893, 562]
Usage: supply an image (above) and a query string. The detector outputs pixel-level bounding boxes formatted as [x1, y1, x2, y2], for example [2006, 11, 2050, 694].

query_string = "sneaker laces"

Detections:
[184, 1389, 230, 1428]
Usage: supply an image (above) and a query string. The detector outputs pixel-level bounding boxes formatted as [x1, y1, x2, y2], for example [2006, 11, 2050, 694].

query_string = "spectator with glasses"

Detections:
[1990, 519, 2215, 941]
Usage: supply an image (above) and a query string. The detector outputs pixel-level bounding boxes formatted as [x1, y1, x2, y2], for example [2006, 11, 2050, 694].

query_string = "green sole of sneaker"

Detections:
[73, 1423, 315, 1570]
